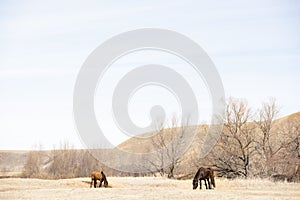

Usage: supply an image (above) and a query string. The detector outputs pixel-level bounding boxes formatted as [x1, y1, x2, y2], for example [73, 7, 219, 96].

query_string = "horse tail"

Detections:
[210, 169, 215, 188]
[211, 175, 215, 188]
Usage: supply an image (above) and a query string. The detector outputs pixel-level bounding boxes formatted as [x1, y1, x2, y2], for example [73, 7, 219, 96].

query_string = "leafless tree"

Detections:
[148, 116, 191, 178]
[211, 98, 255, 178]
[47, 142, 79, 178]
[254, 98, 281, 176]
[276, 116, 300, 180]
[22, 144, 44, 178]
[22, 151, 41, 177]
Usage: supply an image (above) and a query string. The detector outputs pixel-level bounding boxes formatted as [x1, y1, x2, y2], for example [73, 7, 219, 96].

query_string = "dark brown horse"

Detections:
[192, 167, 215, 190]
[90, 171, 108, 188]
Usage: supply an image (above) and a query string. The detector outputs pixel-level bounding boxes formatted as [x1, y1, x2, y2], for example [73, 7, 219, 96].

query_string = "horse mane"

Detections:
[193, 168, 201, 180]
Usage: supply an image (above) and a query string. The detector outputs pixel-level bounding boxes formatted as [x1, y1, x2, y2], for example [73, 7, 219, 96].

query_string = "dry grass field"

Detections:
[0, 177, 299, 200]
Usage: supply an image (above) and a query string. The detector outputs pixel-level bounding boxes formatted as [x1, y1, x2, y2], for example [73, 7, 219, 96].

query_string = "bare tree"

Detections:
[148, 116, 191, 178]
[166, 117, 189, 178]
[47, 142, 78, 178]
[22, 151, 41, 177]
[255, 98, 281, 176]
[148, 121, 166, 176]
[74, 150, 101, 177]
[22, 144, 44, 178]
[211, 98, 255, 178]
[276, 116, 300, 181]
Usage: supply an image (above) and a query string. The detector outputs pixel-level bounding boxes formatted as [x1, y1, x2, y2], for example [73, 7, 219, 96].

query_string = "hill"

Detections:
[0, 112, 299, 178]
[118, 112, 300, 152]
[116, 112, 300, 177]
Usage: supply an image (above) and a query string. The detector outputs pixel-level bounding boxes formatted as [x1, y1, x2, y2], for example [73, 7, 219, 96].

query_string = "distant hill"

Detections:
[117, 111, 300, 154]
[0, 150, 29, 177]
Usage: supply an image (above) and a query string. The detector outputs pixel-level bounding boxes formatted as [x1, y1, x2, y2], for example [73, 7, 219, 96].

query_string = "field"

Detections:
[0, 177, 299, 200]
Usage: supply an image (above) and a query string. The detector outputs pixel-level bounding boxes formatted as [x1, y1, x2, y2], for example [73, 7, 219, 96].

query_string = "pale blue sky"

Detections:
[1, 0, 300, 149]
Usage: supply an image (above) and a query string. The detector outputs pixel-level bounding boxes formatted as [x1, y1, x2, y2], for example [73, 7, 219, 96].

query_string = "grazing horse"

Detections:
[192, 167, 215, 190]
[90, 171, 108, 188]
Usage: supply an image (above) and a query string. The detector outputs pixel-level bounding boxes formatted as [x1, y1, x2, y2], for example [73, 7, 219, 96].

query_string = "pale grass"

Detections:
[0, 177, 299, 200]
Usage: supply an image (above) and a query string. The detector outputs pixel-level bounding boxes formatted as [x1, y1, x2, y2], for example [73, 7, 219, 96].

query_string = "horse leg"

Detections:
[99, 179, 103, 188]
[207, 178, 211, 189]
[204, 179, 208, 189]
[199, 179, 202, 189]
[94, 179, 97, 188]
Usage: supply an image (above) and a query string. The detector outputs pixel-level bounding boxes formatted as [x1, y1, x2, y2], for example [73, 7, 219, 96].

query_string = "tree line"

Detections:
[146, 98, 299, 181]
[207, 98, 299, 181]
[22, 98, 300, 181]
[22, 142, 103, 179]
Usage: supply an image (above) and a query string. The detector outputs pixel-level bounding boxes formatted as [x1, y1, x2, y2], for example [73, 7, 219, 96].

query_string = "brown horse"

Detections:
[192, 167, 215, 190]
[90, 171, 108, 188]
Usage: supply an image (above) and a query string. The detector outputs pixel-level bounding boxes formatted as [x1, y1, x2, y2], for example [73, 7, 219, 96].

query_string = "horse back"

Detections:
[91, 171, 102, 180]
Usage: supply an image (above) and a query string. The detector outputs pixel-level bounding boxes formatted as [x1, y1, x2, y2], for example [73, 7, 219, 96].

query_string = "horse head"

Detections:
[192, 179, 198, 189]
[103, 179, 108, 187]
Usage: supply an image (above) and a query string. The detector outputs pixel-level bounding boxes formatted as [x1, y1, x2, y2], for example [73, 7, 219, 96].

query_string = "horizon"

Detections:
[1, 0, 300, 150]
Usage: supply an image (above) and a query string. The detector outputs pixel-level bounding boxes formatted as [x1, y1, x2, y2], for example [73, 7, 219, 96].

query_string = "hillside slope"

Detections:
[0, 112, 299, 177]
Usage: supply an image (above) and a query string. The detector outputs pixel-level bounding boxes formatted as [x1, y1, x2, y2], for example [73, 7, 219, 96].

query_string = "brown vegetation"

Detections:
[206, 98, 300, 181]
[13, 98, 300, 182]
[0, 177, 299, 200]
[21, 143, 104, 179]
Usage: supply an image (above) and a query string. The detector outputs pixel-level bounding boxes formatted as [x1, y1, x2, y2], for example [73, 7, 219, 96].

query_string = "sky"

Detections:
[1, 0, 300, 150]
